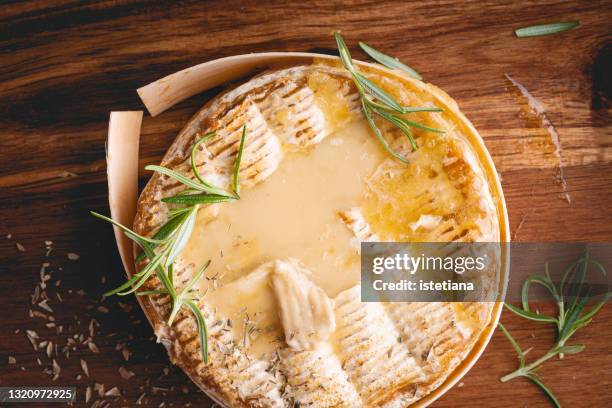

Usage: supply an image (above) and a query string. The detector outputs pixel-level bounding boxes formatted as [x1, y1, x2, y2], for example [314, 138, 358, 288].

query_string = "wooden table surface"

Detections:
[1, 1, 611, 407]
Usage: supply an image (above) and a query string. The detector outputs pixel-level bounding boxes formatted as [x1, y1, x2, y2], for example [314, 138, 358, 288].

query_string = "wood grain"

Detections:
[1, 1, 610, 407]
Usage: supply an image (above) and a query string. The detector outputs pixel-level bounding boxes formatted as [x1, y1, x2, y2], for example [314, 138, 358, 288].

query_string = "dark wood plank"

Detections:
[1, 0, 610, 407]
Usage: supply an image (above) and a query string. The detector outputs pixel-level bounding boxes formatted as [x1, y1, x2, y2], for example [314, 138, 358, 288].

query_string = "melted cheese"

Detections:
[308, 70, 353, 127]
[362, 146, 466, 242]
[175, 70, 496, 361]
[179, 119, 387, 355]
[204, 262, 284, 357]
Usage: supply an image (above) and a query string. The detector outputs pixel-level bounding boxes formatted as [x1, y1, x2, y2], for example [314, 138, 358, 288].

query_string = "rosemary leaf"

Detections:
[124, 230, 155, 252]
[154, 259, 177, 299]
[565, 253, 589, 316]
[401, 106, 444, 113]
[233, 125, 247, 197]
[134, 210, 190, 263]
[146, 165, 234, 197]
[188, 132, 236, 198]
[168, 263, 174, 287]
[361, 100, 409, 163]
[504, 303, 557, 323]
[498, 322, 525, 366]
[167, 302, 182, 327]
[575, 292, 612, 326]
[165, 206, 199, 267]
[558, 289, 591, 341]
[367, 99, 442, 114]
[146, 165, 207, 191]
[525, 374, 561, 408]
[557, 344, 585, 355]
[162, 193, 235, 205]
[515, 21, 579, 38]
[588, 259, 608, 277]
[104, 250, 164, 297]
[334, 32, 355, 72]
[182, 260, 211, 296]
[190, 132, 217, 185]
[156, 211, 190, 239]
[186, 300, 209, 364]
[136, 290, 166, 296]
[90, 212, 165, 245]
[559, 257, 582, 295]
[370, 106, 417, 150]
[397, 117, 444, 134]
[354, 71, 404, 113]
[104, 272, 147, 298]
[139, 237, 178, 302]
[359, 42, 422, 80]
[168, 206, 192, 217]
[118, 252, 166, 296]
[521, 274, 559, 311]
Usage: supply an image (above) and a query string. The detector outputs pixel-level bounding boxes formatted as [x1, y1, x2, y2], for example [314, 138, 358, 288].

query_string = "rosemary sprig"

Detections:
[515, 21, 579, 38]
[92, 126, 248, 363]
[333, 32, 443, 163]
[500, 252, 610, 407]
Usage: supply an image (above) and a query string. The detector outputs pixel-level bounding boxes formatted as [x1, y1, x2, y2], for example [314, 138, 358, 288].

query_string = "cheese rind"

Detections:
[132, 63, 502, 408]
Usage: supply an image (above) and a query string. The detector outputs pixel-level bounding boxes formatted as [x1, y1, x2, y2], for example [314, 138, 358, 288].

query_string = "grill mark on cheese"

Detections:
[280, 342, 361, 407]
[383, 301, 491, 400]
[337, 174, 497, 405]
[333, 286, 424, 406]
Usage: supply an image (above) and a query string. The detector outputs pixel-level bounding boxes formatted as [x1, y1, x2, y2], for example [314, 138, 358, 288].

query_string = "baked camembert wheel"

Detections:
[132, 59, 504, 407]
